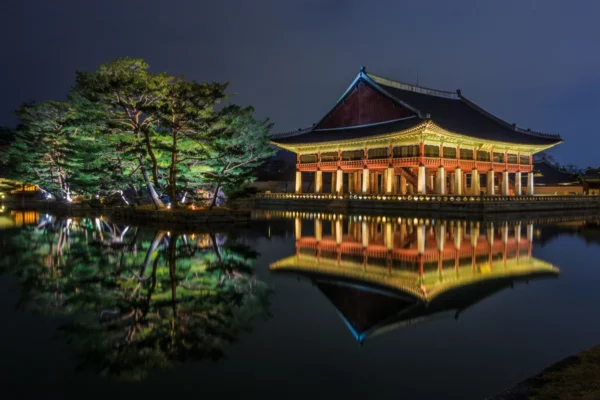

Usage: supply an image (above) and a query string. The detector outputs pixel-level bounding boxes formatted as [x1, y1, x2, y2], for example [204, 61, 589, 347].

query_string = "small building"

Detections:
[271, 67, 563, 197]
[581, 168, 600, 195]
[528, 160, 584, 195]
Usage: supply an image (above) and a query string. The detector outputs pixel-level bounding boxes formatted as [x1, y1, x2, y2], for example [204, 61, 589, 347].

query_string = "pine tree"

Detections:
[202, 106, 274, 208]
[73, 58, 171, 209]
[3, 101, 77, 199]
[153, 79, 230, 207]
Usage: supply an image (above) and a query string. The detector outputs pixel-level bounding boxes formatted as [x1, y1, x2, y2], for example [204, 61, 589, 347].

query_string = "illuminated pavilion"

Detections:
[270, 213, 559, 343]
[271, 67, 563, 196]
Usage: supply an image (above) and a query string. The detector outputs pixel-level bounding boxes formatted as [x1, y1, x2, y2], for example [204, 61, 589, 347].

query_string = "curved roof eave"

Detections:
[271, 121, 563, 153]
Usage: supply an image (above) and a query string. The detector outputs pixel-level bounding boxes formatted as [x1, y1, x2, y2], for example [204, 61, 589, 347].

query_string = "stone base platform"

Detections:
[255, 193, 600, 216]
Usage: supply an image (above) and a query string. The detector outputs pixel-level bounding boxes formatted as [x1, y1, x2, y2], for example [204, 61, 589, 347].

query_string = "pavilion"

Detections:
[271, 67, 563, 197]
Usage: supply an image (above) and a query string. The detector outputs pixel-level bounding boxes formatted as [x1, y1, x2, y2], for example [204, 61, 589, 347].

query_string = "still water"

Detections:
[0, 209, 600, 398]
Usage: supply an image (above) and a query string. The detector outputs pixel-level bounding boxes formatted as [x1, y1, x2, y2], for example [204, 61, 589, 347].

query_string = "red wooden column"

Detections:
[504, 150, 508, 171]
[419, 142, 425, 165]
[530, 154, 533, 171]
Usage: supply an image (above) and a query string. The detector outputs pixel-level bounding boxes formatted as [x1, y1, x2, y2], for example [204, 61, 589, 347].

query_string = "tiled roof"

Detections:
[368, 73, 562, 146]
[272, 117, 422, 145]
[533, 160, 580, 185]
[272, 69, 563, 147]
[581, 168, 600, 182]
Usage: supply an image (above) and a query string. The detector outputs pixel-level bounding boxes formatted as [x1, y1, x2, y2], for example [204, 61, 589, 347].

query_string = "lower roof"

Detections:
[271, 117, 422, 145]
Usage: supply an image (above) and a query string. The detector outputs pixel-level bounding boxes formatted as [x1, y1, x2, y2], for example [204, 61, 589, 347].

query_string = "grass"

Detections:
[530, 345, 600, 400]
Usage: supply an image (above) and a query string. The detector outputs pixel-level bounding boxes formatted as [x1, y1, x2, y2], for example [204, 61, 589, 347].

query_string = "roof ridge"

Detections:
[366, 72, 460, 99]
[514, 126, 562, 139]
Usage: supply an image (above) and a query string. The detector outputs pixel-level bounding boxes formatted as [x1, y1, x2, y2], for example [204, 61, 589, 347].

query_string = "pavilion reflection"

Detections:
[270, 213, 559, 344]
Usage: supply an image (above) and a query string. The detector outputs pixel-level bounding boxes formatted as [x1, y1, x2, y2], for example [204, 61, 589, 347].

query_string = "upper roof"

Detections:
[272, 68, 563, 148]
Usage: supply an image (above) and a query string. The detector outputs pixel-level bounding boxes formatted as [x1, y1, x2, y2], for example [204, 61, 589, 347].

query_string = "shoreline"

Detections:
[488, 345, 600, 399]
[2, 199, 252, 227]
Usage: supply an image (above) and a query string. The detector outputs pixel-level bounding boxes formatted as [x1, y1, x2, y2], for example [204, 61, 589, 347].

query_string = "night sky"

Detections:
[2, 0, 599, 166]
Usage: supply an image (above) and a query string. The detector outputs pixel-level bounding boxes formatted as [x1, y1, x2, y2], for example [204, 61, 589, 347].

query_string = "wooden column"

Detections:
[501, 171, 509, 196]
[471, 169, 480, 195]
[331, 171, 336, 193]
[400, 174, 407, 195]
[417, 165, 427, 194]
[428, 170, 435, 191]
[515, 171, 522, 195]
[295, 170, 302, 193]
[362, 167, 369, 194]
[335, 168, 343, 194]
[454, 168, 463, 195]
[487, 170, 495, 196]
[315, 170, 323, 193]
[361, 221, 369, 247]
[314, 219, 322, 241]
[385, 167, 394, 194]
[294, 217, 302, 239]
[527, 172, 535, 196]
[347, 171, 354, 193]
[436, 166, 446, 195]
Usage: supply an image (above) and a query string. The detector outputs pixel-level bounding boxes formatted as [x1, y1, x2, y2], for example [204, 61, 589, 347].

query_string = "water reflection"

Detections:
[268, 212, 560, 344]
[0, 215, 270, 380]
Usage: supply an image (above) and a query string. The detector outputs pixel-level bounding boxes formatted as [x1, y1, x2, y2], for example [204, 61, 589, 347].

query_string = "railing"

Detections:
[297, 158, 533, 172]
[392, 157, 420, 167]
[256, 192, 600, 203]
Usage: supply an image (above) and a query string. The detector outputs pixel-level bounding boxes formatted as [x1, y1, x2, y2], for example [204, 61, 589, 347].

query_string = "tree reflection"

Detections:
[0, 217, 270, 380]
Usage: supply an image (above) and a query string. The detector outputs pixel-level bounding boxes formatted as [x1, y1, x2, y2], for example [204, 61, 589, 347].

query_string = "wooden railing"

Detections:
[297, 157, 533, 172]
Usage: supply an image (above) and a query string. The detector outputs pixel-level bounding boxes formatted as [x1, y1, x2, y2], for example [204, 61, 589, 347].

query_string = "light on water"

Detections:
[1, 208, 600, 398]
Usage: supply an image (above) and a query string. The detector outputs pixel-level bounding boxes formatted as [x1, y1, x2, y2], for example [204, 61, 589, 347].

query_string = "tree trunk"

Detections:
[168, 233, 178, 318]
[169, 133, 178, 208]
[139, 231, 164, 277]
[127, 184, 141, 205]
[209, 182, 221, 209]
[138, 157, 164, 209]
[142, 131, 161, 189]
[209, 233, 222, 262]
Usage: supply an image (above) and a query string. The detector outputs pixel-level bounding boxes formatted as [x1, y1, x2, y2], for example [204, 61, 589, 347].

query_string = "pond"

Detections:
[1, 208, 600, 399]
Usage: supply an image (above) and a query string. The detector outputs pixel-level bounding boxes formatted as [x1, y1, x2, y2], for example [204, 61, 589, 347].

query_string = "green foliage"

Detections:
[202, 105, 274, 206]
[3, 57, 273, 206]
[2, 101, 77, 198]
[153, 79, 230, 206]
[0, 217, 271, 380]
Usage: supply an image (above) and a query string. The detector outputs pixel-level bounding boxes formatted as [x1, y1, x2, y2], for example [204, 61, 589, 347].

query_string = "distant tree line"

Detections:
[536, 152, 597, 175]
[0, 58, 274, 208]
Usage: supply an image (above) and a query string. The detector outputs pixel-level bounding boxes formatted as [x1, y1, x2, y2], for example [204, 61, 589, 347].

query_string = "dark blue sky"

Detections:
[1, 0, 599, 166]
